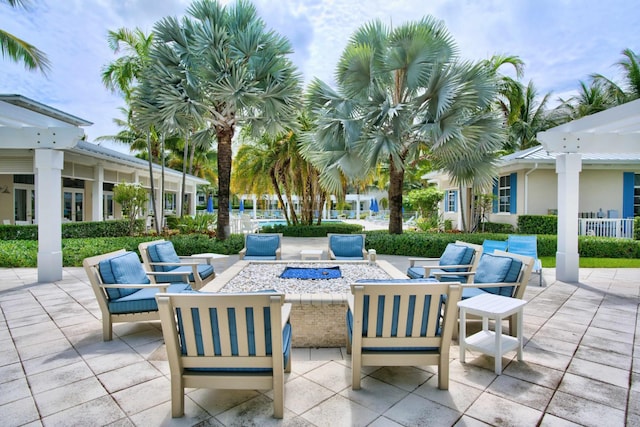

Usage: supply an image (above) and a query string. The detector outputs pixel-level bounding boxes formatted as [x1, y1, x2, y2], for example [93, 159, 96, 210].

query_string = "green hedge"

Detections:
[636, 217, 640, 240]
[517, 215, 558, 235]
[481, 222, 515, 234]
[260, 222, 363, 237]
[0, 219, 145, 241]
[0, 234, 245, 267]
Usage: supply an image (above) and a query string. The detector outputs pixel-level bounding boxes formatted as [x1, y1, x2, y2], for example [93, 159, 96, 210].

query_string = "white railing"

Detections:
[578, 218, 635, 239]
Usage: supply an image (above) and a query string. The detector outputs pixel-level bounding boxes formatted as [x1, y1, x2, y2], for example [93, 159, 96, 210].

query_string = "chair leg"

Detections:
[171, 376, 185, 418]
[273, 374, 284, 419]
[438, 356, 449, 390]
[102, 317, 112, 341]
[351, 349, 362, 390]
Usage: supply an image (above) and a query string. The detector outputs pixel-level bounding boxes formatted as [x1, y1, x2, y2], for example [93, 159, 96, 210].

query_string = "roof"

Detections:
[71, 140, 209, 184]
[499, 146, 640, 165]
[0, 94, 92, 127]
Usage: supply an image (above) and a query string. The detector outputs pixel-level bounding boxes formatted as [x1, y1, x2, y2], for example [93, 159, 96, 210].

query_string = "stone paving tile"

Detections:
[414, 377, 483, 413]
[485, 374, 555, 410]
[128, 396, 212, 427]
[188, 388, 260, 417]
[573, 345, 632, 370]
[579, 334, 634, 356]
[0, 396, 40, 427]
[539, 413, 587, 426]
[0, 377, 32, 406]
[40, 395, 125, 427]
[557, 373, 628, 410]
[547, 391, 626, 427]
[383, 393, 462, 427]
[26, 360, 94, 394]
[566, 358, 630, 388]
[32, 376, 107, 417]
[97, 360, 163, 393]
[339, 376, 409, 414]
[111, 376, 172, 416]
[280, 375, 334, 415]
[0, 362, 24, 384]
[464, 392, 543, 426]
[302, 394, 380, 427]
[367, 365, 435, 392]
[502, 361, 564, 390]
[303, 360, 352, 393]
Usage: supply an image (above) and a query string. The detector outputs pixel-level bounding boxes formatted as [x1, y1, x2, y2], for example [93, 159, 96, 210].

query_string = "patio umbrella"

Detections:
[239, 199, 244, 213]
[207, 195, 214, 213]
[372, 199, 379, 213]
[369, 198, 374, 211]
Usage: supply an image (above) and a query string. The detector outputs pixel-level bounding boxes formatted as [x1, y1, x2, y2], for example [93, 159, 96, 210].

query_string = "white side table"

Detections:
[457, 293, 527, 374]
[300, 249, 323, 260]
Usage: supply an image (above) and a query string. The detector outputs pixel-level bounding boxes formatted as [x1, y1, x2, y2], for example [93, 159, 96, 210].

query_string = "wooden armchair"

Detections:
[239, 233, 282, 260]
[138, 239, 215, 290]
[156, 292, 292, 418]
[407, 241, 483, 282]
[347, 280, 461, 390]
[327, 233, 368, 260]
[82, 249, 193, 341]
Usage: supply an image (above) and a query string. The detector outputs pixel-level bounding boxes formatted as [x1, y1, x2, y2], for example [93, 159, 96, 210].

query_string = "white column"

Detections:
[252, 194, 257, 219]
[92, 163, 104, 221]
[556, 153, 582, 282]
[35, 149, 64, 282]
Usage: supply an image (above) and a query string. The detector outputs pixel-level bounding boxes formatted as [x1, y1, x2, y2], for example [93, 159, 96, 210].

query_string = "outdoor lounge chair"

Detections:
[407, 241, 482, 282]
[82, 249, 193, 341]
[507, 235, 543, 286]
[156, 292, 292, 418]
[327, 233, 368, 260]
[138, 239, 215, 290]
[239, 233, 282, 260]
[482, 239, 508, 254]
[347, 280, 461, 390]
[434, 250, 534, 337]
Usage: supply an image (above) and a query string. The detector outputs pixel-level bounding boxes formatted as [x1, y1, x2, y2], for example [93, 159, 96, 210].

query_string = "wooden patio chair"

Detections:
[239, 233, 282, 260]
[327, 233, 368, 260]
[407, 241, 483, 282]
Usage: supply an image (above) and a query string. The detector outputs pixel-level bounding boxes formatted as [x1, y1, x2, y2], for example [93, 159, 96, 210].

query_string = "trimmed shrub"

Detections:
[635, 217, 640, 240]
[260, 222, 363, 237]
[518, 215, 557, 235]
[481, 222, 515, 234]
[0, 219, 144, 241]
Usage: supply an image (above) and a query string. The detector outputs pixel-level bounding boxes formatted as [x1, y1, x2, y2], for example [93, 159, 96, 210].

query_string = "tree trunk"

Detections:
[146, 132, 161, 234]
[180, 132, 189, 218]
[388, 160, 404, 234]
[215, 124, 234, 240]
[160, 134, 166, 232]
[271, 169, 289, 223]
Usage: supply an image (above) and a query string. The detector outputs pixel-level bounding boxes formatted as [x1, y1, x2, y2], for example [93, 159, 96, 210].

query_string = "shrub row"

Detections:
[0, 234, 245, 267]
[364, 231, 640, 258]
[0, 219, 145, 241]
[517, 215, 558, 235]
[260, 222, 363, 237]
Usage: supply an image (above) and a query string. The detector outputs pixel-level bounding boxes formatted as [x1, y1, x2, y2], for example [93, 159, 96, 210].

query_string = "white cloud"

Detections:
[1, 0, 637, 147]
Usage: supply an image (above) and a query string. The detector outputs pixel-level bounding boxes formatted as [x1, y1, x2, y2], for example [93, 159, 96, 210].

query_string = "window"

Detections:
[444, 190, 457, 212]
[164, 193, 176, 212]
[498, 175, 511, 213]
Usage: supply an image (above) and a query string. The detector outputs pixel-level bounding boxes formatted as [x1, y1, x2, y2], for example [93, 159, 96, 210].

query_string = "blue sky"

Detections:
[1, 0, 637, 150]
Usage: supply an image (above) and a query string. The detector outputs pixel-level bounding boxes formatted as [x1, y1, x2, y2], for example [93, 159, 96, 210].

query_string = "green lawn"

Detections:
[540, 257, 640, 268]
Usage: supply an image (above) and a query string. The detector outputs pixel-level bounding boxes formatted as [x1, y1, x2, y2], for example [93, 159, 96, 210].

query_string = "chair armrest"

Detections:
[347, 294, 355, 313]
[408, 257, 439, 267]
[275, 248, 282, 260]
[177, 255, 210, 263]
[239, 248, 247, 260]
[462, 281, 519, 289]
[148, 261, 199, 267]
[432, 271, 475, 284]
[146, 270, 192, 282]
[281, 303, 292, 329]
[100, 283, 170, 291]
[421, 264, 473, 277]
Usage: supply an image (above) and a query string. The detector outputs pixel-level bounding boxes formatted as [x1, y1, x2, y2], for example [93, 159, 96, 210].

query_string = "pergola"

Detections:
[0, 95, 89, 282]
[537, 99, 640, 282]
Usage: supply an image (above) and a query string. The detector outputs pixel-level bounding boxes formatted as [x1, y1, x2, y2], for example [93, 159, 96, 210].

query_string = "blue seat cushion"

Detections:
[346, 292, 442, 351]
[474, 253, 522, 297]
[99, 252, 150, 300]
[330, 235, 364, 259]
[243, 255, 278, 261]
[108, 282, 192, 314]
[245, 235, 280, 257]
[439, 244, 474, 272]
[147, 241, 181, 272]
[154, 264, 215, 283]
[179, 303, 292, 372]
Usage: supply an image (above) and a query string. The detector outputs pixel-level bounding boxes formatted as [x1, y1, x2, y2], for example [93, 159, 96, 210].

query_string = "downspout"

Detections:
[524, 163, 538, 214]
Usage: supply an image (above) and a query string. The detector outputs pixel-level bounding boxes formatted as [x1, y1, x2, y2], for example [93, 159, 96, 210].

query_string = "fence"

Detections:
[578, 218, 635, 239]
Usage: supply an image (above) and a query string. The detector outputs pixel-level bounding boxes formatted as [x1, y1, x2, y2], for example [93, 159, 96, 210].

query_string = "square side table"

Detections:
[300, 249, 323, 260]
[457, 293, 527, 374]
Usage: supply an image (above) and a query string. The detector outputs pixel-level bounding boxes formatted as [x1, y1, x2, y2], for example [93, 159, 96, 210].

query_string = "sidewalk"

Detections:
[0, 237, 638, 426]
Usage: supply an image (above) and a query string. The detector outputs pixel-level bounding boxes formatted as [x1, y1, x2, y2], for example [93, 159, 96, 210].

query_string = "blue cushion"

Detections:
[99, 252, 150, 300]
[245, 235, 280, 257]
[147, 241, 181, 272]
[330, 235, 364, 259]
[243, 255, 278, 261]
[474, 253, 522, 297]
[178, 303, 292, 372]
[108, 282, 192, 314]
[439, 244, 474, 272]
[407, 267, 467, 282]
[460, 287, 488, 299]
[346, 292, 442, 351]
[482, 240, 508, 254]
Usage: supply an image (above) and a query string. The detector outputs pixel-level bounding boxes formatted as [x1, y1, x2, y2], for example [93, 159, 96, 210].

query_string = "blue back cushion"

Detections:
[439, 244, 474, 272]
[482, 239, 508, 254]
[147, 241, 180, 272]
[246, 235, 280, 257]
[474, 253, 522, 297]
[99, 252, 149, 300]
[330, 235, 364, 258]
[507, 235, 538, 258]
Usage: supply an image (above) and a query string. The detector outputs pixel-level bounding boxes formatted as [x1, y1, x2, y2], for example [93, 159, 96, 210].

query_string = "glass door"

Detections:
[14, 185, 35, 224]
[63, 190, 84, 222]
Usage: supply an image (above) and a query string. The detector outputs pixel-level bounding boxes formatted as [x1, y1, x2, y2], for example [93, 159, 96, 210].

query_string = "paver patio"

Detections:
[0, 237, 638, 426]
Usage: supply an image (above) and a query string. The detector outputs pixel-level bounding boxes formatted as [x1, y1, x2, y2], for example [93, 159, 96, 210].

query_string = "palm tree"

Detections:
[592, 48, 640, 103]
[304, 17, 505, 234]
[1, 0, 50, 73]
[505, 81, 554, 151]
[556, 79, 614, 121]
[143, 0, 302, 239]
[100, 28, 165, 232]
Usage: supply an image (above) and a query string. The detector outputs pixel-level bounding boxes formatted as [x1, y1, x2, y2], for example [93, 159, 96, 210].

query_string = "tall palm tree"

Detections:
[505, 81, 554, 151]
[304, 18, 504, 234]
[101, 28, 165, 232]
[144, 0, 302, 239]
[556, 80, 614, 121]
[592, 48, 640, 103]
[1, 0, 50, 73]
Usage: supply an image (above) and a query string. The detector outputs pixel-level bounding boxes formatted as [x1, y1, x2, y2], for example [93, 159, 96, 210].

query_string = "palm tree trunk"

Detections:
[271, 169, 290, 223]
[180, 132, 189, 218]
[459, 183, 467, 232]
[388, 160, 404, 234]
[216, 125, 233, 240]
[146, 132, 161, 234]
[160, 134, 166, 231]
